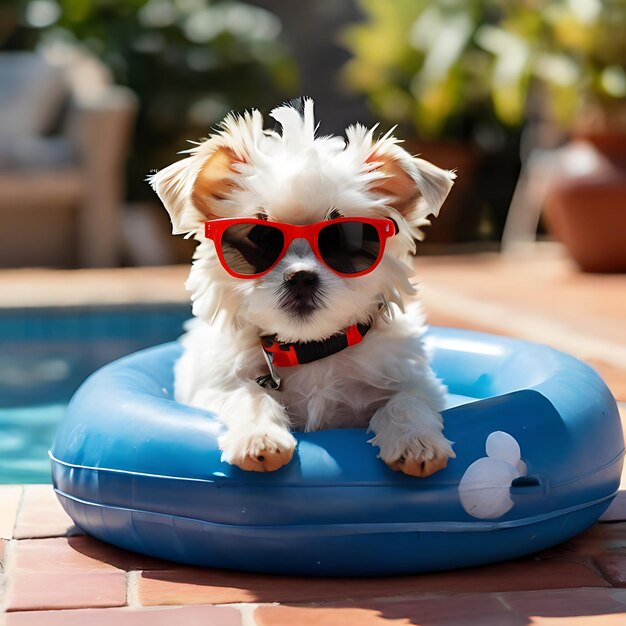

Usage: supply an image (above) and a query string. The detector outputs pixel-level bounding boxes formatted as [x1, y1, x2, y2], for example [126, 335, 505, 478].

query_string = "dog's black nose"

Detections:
[280, 269, 323, 318]
[284, 269, 319, 288]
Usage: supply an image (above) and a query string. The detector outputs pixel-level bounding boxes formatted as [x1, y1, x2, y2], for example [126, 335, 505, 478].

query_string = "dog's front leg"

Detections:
[215, 382, 296, 472]
[368, 382, 455, 478]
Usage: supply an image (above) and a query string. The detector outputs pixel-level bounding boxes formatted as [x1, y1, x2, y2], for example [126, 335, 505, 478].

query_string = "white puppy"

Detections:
[150, 98, 456, 477]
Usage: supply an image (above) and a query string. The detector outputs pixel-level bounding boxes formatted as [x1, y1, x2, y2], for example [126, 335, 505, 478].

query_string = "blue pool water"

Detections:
[0, 304, 191, 484]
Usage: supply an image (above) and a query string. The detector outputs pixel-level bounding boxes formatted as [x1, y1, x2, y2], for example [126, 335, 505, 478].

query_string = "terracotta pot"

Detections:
[404, 140, 482, 245]
[543, 132, 626, 273]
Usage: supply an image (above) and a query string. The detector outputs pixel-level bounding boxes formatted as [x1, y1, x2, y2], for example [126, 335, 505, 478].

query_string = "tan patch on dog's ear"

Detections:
[366, 151, 455, 219]
[367, 154, 421, 216]
[191, 147, 242, 219]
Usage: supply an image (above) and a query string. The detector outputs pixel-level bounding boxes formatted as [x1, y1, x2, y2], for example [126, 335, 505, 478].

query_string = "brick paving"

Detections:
[1, 248, 626, 625]
[1, 487, 626, 624]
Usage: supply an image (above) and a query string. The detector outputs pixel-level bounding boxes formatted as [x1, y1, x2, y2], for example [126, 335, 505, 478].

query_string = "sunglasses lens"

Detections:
[318, 222, 381, 275]
[221, 222, 284, 275]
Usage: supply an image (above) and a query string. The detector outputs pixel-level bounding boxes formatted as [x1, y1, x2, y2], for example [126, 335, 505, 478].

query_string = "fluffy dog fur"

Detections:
[150, 98, 456, 476]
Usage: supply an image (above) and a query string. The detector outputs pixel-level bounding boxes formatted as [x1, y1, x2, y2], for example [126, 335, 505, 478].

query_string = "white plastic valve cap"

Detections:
[459, 457, 520, 519]
[485, 431, 521, 466]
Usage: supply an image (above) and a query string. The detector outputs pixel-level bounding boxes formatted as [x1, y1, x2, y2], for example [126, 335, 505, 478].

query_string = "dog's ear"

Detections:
[191, 147, 242, 218]
[346, 125, 455, 231]
[150, 109, 265, 236]
[149, 146, 242, 236]
[367, 151, 455, 220]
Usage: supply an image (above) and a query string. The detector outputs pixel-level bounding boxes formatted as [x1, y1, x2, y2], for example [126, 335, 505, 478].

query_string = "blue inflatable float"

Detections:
[51, 327, 623, 576]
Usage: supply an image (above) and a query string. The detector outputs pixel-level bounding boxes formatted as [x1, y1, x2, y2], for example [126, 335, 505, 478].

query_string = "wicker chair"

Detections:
[0, 47, 137, 268]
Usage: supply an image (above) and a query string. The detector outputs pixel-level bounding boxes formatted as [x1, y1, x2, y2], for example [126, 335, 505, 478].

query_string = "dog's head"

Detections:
[150, 98, 454, 342]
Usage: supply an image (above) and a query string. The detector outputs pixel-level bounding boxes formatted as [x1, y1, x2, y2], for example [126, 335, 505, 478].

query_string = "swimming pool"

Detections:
[0, 304, 191, 484]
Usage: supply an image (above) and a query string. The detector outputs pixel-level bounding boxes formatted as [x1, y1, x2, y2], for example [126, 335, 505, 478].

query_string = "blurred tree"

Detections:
[476, 0, 626, 132]
[342, 0, 626, 139]
[341, 0, 501, 141]
[5, 0, 297, 200]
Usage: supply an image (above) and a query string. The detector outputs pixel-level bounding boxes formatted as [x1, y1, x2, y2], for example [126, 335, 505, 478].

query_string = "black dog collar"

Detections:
[256, 321, 372, 390]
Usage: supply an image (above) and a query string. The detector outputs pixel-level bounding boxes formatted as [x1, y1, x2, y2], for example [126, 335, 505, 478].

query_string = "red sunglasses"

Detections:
[204, 216, 398, 279]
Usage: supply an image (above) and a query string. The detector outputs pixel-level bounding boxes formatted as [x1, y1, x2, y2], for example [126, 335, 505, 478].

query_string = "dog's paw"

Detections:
[219, 427, 296, 472]
[382, 435, 455, 478]
[369, 395, 454, 478]
[370, 432, 456, 478]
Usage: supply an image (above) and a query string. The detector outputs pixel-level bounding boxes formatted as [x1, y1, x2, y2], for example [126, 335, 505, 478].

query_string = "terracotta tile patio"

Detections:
[1, 484, 626, 625]
[1, 246, 626, 625]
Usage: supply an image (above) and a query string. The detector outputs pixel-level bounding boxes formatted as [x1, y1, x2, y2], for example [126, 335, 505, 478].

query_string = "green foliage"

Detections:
[11, 0, 297, 199]
[341, 0, 492, 138]
[342, 0, 626, 138]
[477, 0, 626, 128]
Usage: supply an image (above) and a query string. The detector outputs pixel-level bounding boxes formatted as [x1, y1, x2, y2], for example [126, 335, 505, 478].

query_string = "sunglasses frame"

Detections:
[204, 216, 397, 279]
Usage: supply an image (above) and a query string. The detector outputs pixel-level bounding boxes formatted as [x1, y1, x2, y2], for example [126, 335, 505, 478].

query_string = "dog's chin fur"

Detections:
[151, 98, 458, 476]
